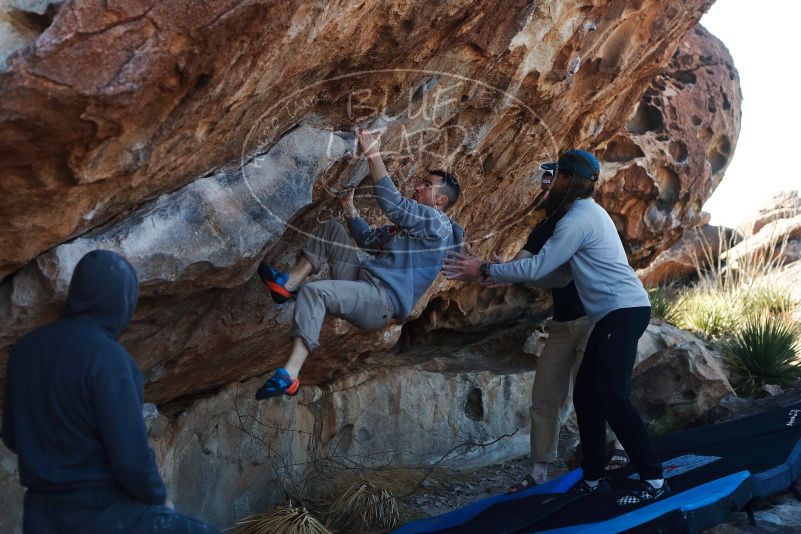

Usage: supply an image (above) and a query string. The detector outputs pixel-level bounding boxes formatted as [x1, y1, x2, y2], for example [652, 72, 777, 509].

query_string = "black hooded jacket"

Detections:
[1, 250, 166, 504]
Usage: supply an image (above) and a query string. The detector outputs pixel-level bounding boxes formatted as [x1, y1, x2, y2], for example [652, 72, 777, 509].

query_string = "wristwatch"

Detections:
[479, 261, 492, 280]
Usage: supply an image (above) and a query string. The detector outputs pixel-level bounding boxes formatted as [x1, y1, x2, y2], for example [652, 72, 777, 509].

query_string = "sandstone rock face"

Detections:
[638, 191, 801, 289]
[0, 1, 740, 405]
[596, 24, 741, 265]
[637, 222, 741, 287]
[738, 191, 801, 238]
[0, 0, 723, 280]
[0, 2, 743, 529]
[0, 1, 59, 70]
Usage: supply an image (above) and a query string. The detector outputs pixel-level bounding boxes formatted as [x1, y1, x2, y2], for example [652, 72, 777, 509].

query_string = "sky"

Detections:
[700, 2, 800, 227]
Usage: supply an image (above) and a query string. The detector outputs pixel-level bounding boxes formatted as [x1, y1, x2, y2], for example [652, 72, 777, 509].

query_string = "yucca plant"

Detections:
[230, 504, 331, 534]
[327, 481, 400, 532]
[721, 315, 801, 395]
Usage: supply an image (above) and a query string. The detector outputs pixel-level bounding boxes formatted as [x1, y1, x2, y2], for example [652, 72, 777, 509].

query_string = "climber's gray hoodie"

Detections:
[347, 175, 464, 319]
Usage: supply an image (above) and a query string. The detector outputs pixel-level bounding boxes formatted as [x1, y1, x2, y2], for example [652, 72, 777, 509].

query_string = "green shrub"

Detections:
[664, 224, 798, 339]
[743, 286, 796, 318]
[722, 315, 801, 395]
[672, 291, 743, 339]
[647, 287, 675, 321]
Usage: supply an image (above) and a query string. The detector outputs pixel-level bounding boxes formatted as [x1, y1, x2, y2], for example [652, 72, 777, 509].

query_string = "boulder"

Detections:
[737, 191, 801, 238]
[0, 14, 741, 404]
[0, 1, 60, 69]
[633, 321, 735, 430]
[707, 495, 801, 533]
[638, 222, 740, 287]
[596, 24, 741, 265]
[723, 212, 801, 269]
[632, 343, 735, 431]
[0, 2, 744, 529]
[0, 0, 733, 281]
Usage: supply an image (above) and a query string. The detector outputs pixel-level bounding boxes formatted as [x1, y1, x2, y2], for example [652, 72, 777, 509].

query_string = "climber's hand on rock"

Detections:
[463, 243, 480, 258]
[356, 129, 381, 158]
[339, 188, 355, 209]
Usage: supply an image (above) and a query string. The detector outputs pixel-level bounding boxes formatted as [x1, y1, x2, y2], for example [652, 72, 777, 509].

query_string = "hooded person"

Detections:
[2, 250, 219, 534]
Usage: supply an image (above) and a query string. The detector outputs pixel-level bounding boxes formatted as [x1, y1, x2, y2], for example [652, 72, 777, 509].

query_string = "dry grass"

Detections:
[669, 289, 745, 338]
[664, 226, 798, 338]
[229, 504, 331, 534]
[656, 224, 801, 393]
[326, 481, 400, 532]
[647, 286, 675, 320]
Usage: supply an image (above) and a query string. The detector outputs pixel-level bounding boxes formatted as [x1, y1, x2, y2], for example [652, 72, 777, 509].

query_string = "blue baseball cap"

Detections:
[541, 149, 601, 181]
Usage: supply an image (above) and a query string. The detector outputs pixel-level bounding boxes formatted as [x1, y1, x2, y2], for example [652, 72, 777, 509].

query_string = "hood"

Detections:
[450, 220, 465, 251]
[63, 250, 139, 339]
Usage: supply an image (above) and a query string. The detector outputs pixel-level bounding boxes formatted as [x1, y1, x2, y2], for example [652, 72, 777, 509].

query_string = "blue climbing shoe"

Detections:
[255, 368, 300, 400]
[258, 263, 295, 304]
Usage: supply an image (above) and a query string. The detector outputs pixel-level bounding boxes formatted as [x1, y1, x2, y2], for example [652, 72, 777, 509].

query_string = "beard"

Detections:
[541, 188, 568, 214]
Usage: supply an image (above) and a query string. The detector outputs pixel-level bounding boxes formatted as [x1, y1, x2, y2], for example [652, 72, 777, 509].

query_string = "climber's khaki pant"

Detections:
[290, 221, 395, 351]
[530, 316, 592, 463]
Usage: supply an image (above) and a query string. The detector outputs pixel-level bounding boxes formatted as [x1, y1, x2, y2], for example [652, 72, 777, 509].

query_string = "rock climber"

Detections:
[254, 129, 464, 399]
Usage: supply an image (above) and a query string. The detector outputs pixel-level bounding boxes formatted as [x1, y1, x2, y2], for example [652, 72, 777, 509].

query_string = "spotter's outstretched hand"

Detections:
[477, 251, 511, 287]
[443, 246, 484, 282]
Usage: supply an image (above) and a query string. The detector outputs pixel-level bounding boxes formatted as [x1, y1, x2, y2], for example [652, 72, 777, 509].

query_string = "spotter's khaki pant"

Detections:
[530, 316, 592, 463]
